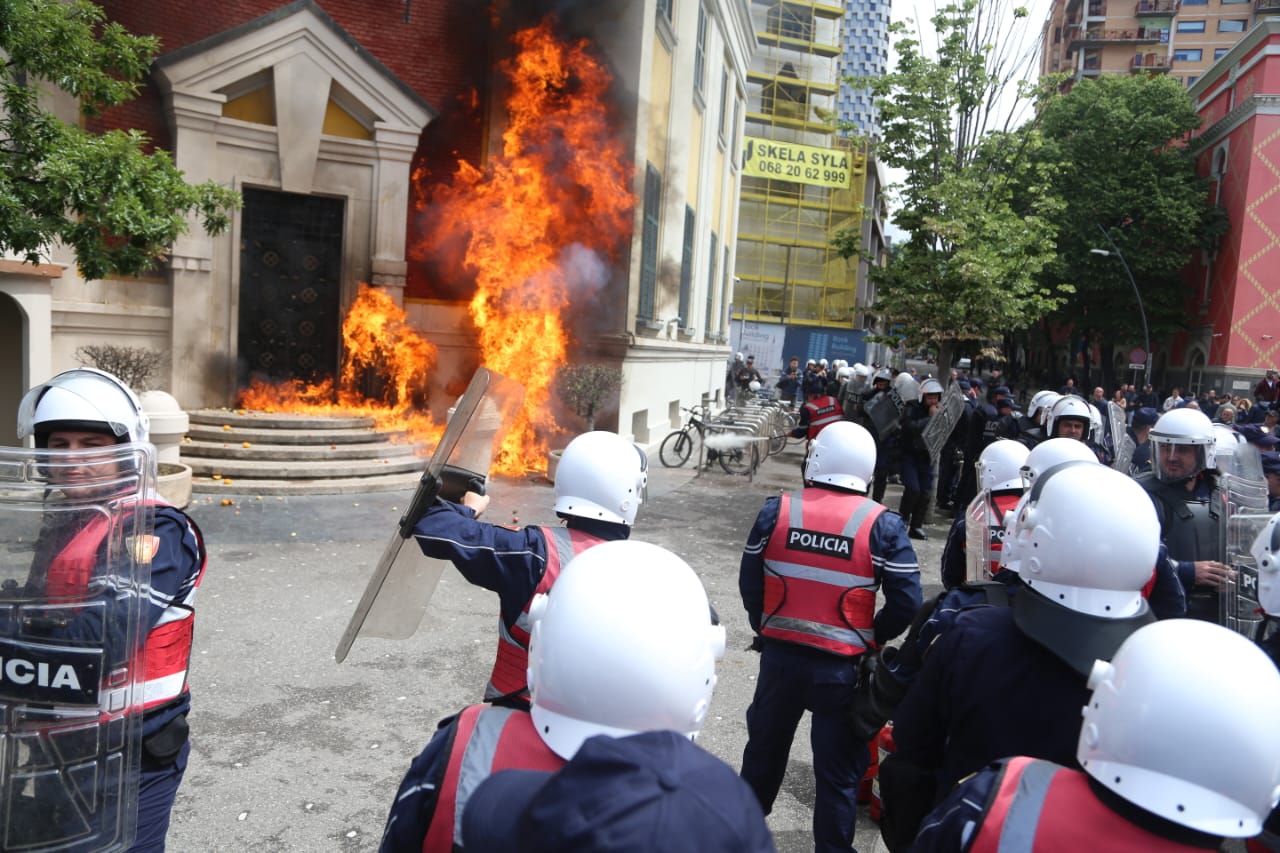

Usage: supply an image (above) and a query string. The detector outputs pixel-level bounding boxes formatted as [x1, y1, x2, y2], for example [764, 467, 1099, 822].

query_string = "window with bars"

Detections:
[639, 164, 662, 320]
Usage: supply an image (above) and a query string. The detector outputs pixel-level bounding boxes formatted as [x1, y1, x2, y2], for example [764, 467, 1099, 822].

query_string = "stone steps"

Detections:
[183, 410, 426, 496]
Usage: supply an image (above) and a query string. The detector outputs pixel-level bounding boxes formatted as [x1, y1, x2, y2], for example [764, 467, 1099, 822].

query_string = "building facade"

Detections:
[1041, 0, 1270, 89]
[0, 0, 756, 450]
[731, 0, 881, 377]
[1172, 17, 1280, 395]
[836, 0, 891, 138]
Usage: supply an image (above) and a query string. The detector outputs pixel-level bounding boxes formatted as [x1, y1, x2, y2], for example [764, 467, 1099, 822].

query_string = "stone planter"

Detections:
[546, 449, 564, 484]
[157, 462, 193, 509]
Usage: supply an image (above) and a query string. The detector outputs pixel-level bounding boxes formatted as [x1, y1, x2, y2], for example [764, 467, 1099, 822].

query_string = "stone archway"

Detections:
[151, 0, 434, 407]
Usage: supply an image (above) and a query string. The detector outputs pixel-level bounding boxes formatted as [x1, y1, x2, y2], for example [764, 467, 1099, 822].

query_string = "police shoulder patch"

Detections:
[128, 535, 161, 563]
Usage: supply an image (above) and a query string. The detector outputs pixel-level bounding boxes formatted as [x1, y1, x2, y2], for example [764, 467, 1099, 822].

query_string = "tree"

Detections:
[1027, 74, 1226, 389]
[0, 0, 240, 279]
[838, 0, 1070, 374]
[555, 363, 622, 432]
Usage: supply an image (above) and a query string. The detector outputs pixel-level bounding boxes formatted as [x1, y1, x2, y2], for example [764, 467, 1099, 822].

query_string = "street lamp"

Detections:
[1091, 224, 1151, 389]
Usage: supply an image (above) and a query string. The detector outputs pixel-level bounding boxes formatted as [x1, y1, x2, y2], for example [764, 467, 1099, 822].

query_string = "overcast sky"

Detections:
[880, 0, 1053, 238]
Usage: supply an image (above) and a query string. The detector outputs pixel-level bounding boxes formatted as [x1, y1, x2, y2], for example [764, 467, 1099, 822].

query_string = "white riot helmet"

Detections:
[836, 366, 854, 382]
[919, 378, 943, 398]
[748, 380, 761, 393]
[873, 368, 892, 384]
[1079, 619, 1280, 837]
[978, 439, 1030, 493]
[853, 363, 870, 380]
[1019, 437, 1099, 488]
[553, 431, 647, 525]
[819, 358, 829, 369]
[1002, 463, 1158, 617]
[1026, 390, 1060, 422]
[526, 540, 727, 759]
[734, 352, 744, 362]
[1045, 394, 1093, 441]
[1250, 512, 1280, 617]
[1149, 408, 1217, 484]
[17, 367, 149, 447]
[805, 421, 876, 491]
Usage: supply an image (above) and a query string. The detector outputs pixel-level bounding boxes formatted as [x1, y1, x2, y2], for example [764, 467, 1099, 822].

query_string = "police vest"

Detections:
[760, 489, 883, 656]
[421, 704, 564, 852]
[969, 757, 1210, 852]
[1139, 475, 1221, 564]
[803, 396, 843, 440]
[484, 526, 605, 703]
[49, 501, 207, 712]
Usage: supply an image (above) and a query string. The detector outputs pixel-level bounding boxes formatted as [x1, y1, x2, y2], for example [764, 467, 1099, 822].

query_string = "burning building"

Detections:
[0, 0, 755, 458]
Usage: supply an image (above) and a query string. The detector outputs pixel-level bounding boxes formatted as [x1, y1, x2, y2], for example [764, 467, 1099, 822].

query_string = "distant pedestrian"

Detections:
[1256, 369, 1280, 404]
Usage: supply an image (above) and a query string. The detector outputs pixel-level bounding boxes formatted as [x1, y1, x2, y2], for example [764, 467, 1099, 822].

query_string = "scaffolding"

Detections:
[734, 1, 867, 327]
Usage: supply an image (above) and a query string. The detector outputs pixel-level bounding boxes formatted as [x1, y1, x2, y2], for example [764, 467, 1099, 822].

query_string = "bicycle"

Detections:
[659, 406, 708, 468]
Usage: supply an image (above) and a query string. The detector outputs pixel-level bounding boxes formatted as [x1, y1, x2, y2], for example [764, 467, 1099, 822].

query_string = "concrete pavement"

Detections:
[168, 438, 948, 852]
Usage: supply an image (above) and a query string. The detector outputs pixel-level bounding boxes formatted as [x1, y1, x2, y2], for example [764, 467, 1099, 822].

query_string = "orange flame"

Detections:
[418, 20, 634, 473]
[237, 285, 444, 447]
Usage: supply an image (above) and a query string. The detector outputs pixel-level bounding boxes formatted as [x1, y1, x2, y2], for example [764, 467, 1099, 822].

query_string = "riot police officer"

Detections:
[880, 464, 1158, 849]
[380, 541, 726, 852]
[738, 421, 922, 853]
[15, 368, 208, 853]
[1136, 409, 1234, 622]
[1014, 390, 1060, 450]
[411, 430, 646, 706]
[898, 379, 943, 539]
[909, 619, 1280, 852]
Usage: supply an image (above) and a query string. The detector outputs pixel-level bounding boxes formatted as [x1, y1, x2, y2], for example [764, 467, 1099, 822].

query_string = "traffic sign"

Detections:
[1129, 348, 1147, 365]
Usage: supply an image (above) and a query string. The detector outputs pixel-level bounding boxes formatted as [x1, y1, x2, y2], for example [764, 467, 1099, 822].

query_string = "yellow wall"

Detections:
[648, 43, 673, 171]
[687, 109, 704, 205]
[323, 100, 373, 140]
[222, 86, 275, 125]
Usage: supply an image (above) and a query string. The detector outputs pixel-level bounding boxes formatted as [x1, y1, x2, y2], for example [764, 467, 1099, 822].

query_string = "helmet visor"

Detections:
[1152, 438, 1207, 483]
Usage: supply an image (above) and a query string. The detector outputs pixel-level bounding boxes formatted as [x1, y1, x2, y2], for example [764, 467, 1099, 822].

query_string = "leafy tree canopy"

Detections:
[1029, 73, 1224, 345]
[0, 0, 240, 279]
[844, 0, 1071, 361]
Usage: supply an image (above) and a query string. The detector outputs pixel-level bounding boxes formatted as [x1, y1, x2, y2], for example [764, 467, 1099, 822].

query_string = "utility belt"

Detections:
[142, 697, 190, 769]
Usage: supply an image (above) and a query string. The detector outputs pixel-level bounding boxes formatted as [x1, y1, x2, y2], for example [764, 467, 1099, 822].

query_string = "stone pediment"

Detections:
[153, 0, 434, 193]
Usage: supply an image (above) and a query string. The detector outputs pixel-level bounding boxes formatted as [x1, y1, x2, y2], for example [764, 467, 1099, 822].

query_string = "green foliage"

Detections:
[554, 363, 623, 431]
[1028, 74, 1223, 345]
[0, 0, 241, 279]
[848, 0, 1069, 348]
[75, 343, 164, 390]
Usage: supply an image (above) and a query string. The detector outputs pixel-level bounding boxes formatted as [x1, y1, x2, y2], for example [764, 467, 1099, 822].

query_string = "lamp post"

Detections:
[1091, 224, 1151, 390]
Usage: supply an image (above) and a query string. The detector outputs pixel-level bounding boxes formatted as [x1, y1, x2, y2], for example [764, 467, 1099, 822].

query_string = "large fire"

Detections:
[237, 20, 633, 476]
[238, 285, 444, 447]
[416, 20, 634, 472]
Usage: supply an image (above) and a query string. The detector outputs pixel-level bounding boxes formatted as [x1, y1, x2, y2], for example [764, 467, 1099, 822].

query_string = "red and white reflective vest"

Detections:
[760, 489, 884, 656]
[969, 757, 1211, 852]
[49, 501, 207, 712]
[422, 704, 564, 852]
[983, 491, 1022, 576]
[484, 526, 605, 703]
[803, 396, 843, 440]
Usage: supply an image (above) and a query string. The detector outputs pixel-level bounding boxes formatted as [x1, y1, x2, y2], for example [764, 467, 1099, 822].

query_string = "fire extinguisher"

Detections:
[858, 737, 878, 804]
[870, 722, 896, 822]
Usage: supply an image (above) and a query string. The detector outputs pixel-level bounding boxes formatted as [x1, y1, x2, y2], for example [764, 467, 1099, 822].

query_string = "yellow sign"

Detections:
[741, 138, 860, 189]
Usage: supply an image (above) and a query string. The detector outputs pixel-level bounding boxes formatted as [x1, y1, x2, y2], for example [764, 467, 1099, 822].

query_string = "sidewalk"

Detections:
[169, 438, 946, 852]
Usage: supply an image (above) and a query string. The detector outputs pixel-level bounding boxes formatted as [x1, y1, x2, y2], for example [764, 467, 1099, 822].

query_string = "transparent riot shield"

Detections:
[335, 369, 525, 662]
[923, 381, 967, 465]
[1106, 402, 1130, 471]
[1218, 433, 1270, 635]
[964, 493, 1000, 583]
[892, 373, 921, 405]
[0, 442, 155, 853]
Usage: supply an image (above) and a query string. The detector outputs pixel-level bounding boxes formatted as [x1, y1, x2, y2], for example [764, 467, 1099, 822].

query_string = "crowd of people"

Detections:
[11, 361, 1280, 853]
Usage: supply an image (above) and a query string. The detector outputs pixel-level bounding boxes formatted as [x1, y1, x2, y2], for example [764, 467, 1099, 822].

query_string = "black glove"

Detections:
[848, 647, 908, 744]
[746, 635, 764, 653]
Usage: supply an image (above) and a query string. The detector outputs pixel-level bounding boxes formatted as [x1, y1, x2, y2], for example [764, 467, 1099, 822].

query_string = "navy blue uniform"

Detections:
[380, 713, 459, 852]
[739, 493, 921, 853]
[889, 607, 1090, 809]
[411, 500, 627, 649]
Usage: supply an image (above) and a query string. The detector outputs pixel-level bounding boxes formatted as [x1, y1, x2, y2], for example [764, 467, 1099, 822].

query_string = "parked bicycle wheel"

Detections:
[718, 441, 758, 475]
[767, 430, 789, 456]
[659, 429, 695, 468]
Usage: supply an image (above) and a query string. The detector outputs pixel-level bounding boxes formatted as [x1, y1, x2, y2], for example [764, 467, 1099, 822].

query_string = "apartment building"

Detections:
[1041, 0, 1268, 88]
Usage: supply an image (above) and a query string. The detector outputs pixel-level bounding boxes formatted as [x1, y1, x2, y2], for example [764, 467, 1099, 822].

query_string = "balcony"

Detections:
[1068, 26, 1167, 50]
[1259, 0, 1280, 12]
[1135, 0, 1178, 14]
[1131, 52, 1172, 72]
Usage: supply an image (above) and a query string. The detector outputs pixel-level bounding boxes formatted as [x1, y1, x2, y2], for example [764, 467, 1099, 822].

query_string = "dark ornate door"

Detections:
[237, 188, 345, 388]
